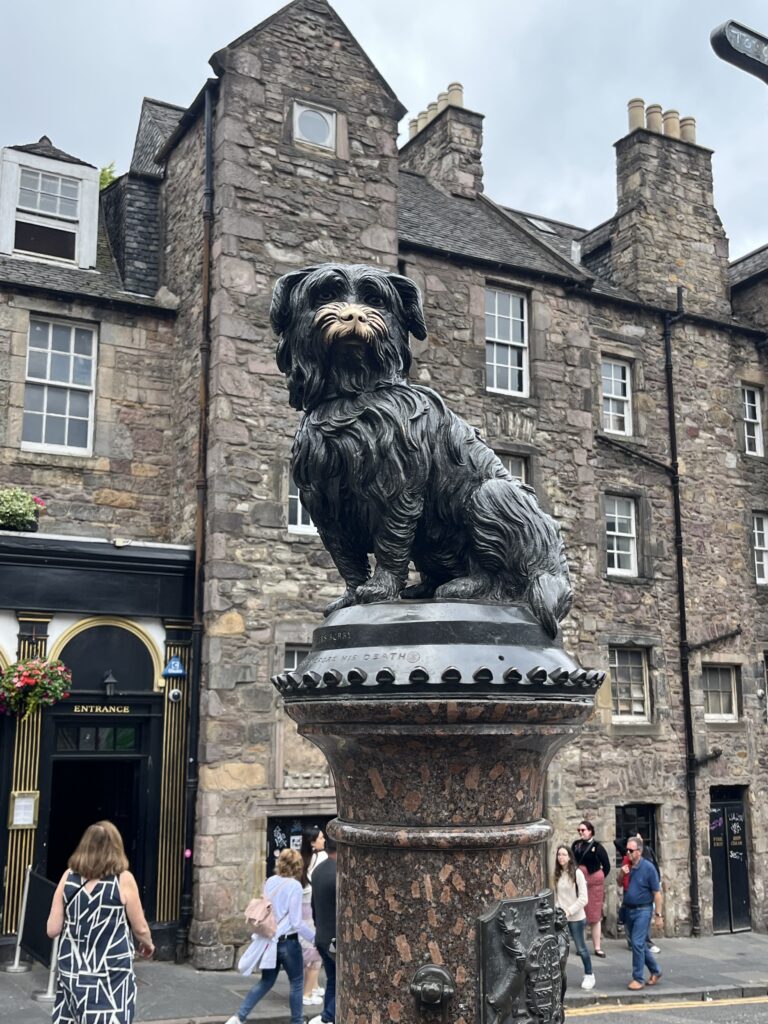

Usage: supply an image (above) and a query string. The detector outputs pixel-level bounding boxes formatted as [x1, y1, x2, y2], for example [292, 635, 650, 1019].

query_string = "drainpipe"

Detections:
[663, 287, 702, 936]
[176, 80, 215, 962]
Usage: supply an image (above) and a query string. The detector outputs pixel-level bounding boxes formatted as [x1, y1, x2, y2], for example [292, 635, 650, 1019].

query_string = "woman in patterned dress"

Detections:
[46, 820, 154, 1024]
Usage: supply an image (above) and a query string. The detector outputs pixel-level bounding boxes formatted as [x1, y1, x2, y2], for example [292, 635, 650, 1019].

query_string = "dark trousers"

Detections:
[316, 942, 336, 1022]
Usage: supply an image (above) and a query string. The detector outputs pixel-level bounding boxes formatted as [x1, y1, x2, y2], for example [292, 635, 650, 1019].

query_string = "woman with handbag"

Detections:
[46, 820, 154, 1024]
[571, 819, 611, 958]
[226, 848, 315, 1024]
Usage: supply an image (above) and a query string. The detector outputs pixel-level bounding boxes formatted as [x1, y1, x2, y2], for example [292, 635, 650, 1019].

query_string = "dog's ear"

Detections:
[388, 273, 427, 341]
[270, 267, 319, 337]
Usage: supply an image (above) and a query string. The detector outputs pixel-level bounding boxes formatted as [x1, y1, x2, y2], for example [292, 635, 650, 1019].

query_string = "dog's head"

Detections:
[271, 263, 427, 410]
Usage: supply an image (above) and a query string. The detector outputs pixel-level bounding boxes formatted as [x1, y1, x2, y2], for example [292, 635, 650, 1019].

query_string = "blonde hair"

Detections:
[68, 820, 129, 878]
[275, 848, 303, 880]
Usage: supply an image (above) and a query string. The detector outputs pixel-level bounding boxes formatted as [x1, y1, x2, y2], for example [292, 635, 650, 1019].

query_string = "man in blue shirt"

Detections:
[619, 837, 662, 989]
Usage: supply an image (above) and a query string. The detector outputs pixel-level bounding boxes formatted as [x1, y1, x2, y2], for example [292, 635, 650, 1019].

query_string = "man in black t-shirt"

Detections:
[310, 836, 337, 1024]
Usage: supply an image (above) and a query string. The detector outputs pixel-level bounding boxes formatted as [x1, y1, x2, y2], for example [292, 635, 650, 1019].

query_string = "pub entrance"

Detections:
[34, 698, 164, 914]
[709, 786, 751, 933]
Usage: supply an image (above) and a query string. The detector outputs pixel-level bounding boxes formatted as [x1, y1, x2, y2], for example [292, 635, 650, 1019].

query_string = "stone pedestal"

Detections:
[274, 602, 602, 1024]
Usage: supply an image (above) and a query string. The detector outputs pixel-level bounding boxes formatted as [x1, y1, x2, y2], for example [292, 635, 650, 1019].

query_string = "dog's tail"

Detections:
[468, 477, 573, 637]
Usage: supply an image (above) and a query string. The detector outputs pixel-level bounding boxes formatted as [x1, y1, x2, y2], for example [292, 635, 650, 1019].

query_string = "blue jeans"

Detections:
[625, 906, 661, 983]
[567, 919, 592, 975]
[237, 937, 304, 1024]
[317, 943, 336, 1022]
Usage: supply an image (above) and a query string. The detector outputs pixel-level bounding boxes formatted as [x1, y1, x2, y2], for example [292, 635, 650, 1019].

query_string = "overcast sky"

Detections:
[3, 1, 768, 259]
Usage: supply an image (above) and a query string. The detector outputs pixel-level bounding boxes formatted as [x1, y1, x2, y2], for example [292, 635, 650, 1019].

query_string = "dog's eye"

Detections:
[363, 293, 384, 307]
[318, 287, 337, 302]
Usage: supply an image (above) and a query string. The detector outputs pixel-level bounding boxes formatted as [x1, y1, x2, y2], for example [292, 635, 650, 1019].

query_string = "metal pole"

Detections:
[3, 865, 32, 973]
[33, 934, 59, 1002]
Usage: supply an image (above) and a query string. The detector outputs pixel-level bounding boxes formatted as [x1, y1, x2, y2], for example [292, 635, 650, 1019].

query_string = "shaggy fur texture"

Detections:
[271, 263, 572, 636]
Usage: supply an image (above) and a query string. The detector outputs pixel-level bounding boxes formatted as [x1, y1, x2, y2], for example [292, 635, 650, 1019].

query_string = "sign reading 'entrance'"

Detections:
[73, 705, 131, 714]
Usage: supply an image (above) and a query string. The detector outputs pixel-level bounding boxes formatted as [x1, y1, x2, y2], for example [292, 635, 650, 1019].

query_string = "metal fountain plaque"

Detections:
[478, 891, 568, 1024]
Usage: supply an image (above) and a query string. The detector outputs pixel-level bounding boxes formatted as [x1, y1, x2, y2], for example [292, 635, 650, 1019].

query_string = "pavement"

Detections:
[3, 932, 768, 1022]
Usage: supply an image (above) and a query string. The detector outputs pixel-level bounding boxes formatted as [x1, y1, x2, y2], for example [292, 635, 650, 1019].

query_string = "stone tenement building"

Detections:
[0, 0, 766, 963]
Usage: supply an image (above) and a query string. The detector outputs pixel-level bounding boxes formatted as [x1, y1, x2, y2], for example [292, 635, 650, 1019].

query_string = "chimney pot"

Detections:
[662, 110, 681, 139]
[408, 118, 419, 139]
[437, 91, 449, 113]
[680, 116, 696, 144]
[447, 82, 464, 107]
[426, 101, 438, 123]
[627, 98, 645, 132]
[645, 104, 663, 133]
[417, 110, 428, 132]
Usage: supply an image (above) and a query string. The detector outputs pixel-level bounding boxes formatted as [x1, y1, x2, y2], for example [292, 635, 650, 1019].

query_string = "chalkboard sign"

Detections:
[20, 870, 56, 968]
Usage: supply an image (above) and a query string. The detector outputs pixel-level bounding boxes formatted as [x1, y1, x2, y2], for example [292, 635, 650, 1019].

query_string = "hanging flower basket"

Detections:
[0, 658, 72, 720]
[0, 488, 46, 532]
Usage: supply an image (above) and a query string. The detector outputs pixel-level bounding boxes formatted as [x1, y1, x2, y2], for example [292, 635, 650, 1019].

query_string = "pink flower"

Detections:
[33, 496, 46, 509]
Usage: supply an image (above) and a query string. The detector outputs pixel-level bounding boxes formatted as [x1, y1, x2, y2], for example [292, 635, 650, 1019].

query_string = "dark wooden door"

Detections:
[709, 800, 751, 933]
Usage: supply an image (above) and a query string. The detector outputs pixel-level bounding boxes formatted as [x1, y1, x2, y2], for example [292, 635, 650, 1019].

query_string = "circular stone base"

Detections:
[272, 601, 603, 700]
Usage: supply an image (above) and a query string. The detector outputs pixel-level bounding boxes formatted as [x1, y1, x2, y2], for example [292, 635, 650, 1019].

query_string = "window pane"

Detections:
[15, 220, 76, 260]
[497, 317, 510, 342]
[69, 390, 89, 417]
[20, 169, 38, 190]
[74, 329, 93, 355]
[67, 418, 88, 448]
[41, 174, 59, 195]
[56, 726, 78, 751]
[18, 189, 37, 209]
[22, 411, 43, 443]
[60, 179, 79, 199]
[44, 415, 66, 445]
[29, 321, 49, 348]
[497, 291, 511, 317]
[50, 354, 71, 382]
[115, 727, 136, 751]
[39, 192, 57, 214]
[47, 387, 67, 414]
[78, 727, 96, 751]
[24, 383, 45, 412]
[28, 350, 48, 378]
[51, 325, 71, 352]
[59, 197, 78, 218]
[97, 727, 115, 751]
[73, 356, 92, 385]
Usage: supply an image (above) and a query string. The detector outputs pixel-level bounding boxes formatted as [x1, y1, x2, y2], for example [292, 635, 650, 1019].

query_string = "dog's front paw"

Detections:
[355, 569, 402, 604]
[324, 588, 357, 616]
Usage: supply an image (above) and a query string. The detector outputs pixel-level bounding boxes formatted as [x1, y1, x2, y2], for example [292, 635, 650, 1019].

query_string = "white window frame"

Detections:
[609, 646, 650, 722]
[702, 665, 738, 723]
[754, 513, 768, 584]
[602, 358, 633, 436]
[284, 645, 311, 673]
[605, 495, 638, 577]
[0, 148, 99, 268]
[293, 102, 337, 152]
[498, 453, 528, 484]
[21, 316, 97, 456]
[742, 386, 764, 457]
[485, 287, 529, 397]
[288, 473, 317, 534]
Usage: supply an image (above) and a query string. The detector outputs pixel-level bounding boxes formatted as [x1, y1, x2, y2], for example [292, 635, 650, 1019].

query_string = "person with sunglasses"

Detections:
[571, 820, 611, 957]
[619, 837, 662, 990]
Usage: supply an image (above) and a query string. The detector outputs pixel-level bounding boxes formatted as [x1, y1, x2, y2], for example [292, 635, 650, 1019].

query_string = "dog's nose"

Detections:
[338, 305, 369, 325]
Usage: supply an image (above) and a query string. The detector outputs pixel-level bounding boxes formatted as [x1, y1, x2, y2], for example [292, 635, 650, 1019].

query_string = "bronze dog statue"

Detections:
[271, 263, 572, 636]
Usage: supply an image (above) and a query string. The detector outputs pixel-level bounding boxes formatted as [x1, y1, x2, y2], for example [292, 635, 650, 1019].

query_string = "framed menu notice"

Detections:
[9, 790, 39, 829]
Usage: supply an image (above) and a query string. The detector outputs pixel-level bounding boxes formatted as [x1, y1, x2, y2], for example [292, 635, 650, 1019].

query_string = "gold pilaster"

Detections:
[2, 614, 50, 933]
[155, 627, 192, 922]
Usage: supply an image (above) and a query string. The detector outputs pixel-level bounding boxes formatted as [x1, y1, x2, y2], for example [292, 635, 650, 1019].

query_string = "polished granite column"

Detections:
[274, 602, 602, 1024]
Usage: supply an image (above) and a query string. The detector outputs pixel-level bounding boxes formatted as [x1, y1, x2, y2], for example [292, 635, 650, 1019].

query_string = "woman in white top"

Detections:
[300, 827, 328, 1005]
[554, 845, 595, 990]
[225, 849, 314, 1024]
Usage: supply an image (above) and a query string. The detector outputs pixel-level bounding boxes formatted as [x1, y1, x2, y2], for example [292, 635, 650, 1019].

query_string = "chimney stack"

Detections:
[609, 98, 729, 317]
[401, 82, 484, 198]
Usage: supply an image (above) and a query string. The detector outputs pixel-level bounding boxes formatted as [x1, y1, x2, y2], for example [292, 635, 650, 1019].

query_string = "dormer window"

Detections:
[0, 139, 99, 268]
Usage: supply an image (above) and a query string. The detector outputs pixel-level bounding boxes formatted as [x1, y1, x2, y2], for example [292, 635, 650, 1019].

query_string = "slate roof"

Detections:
[398, 172, 587, 283]
[730, 243, 768, 288]
[10, 136, 95, 169]
[130, 98, 184, 177]
[500, 207, 585, 260]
